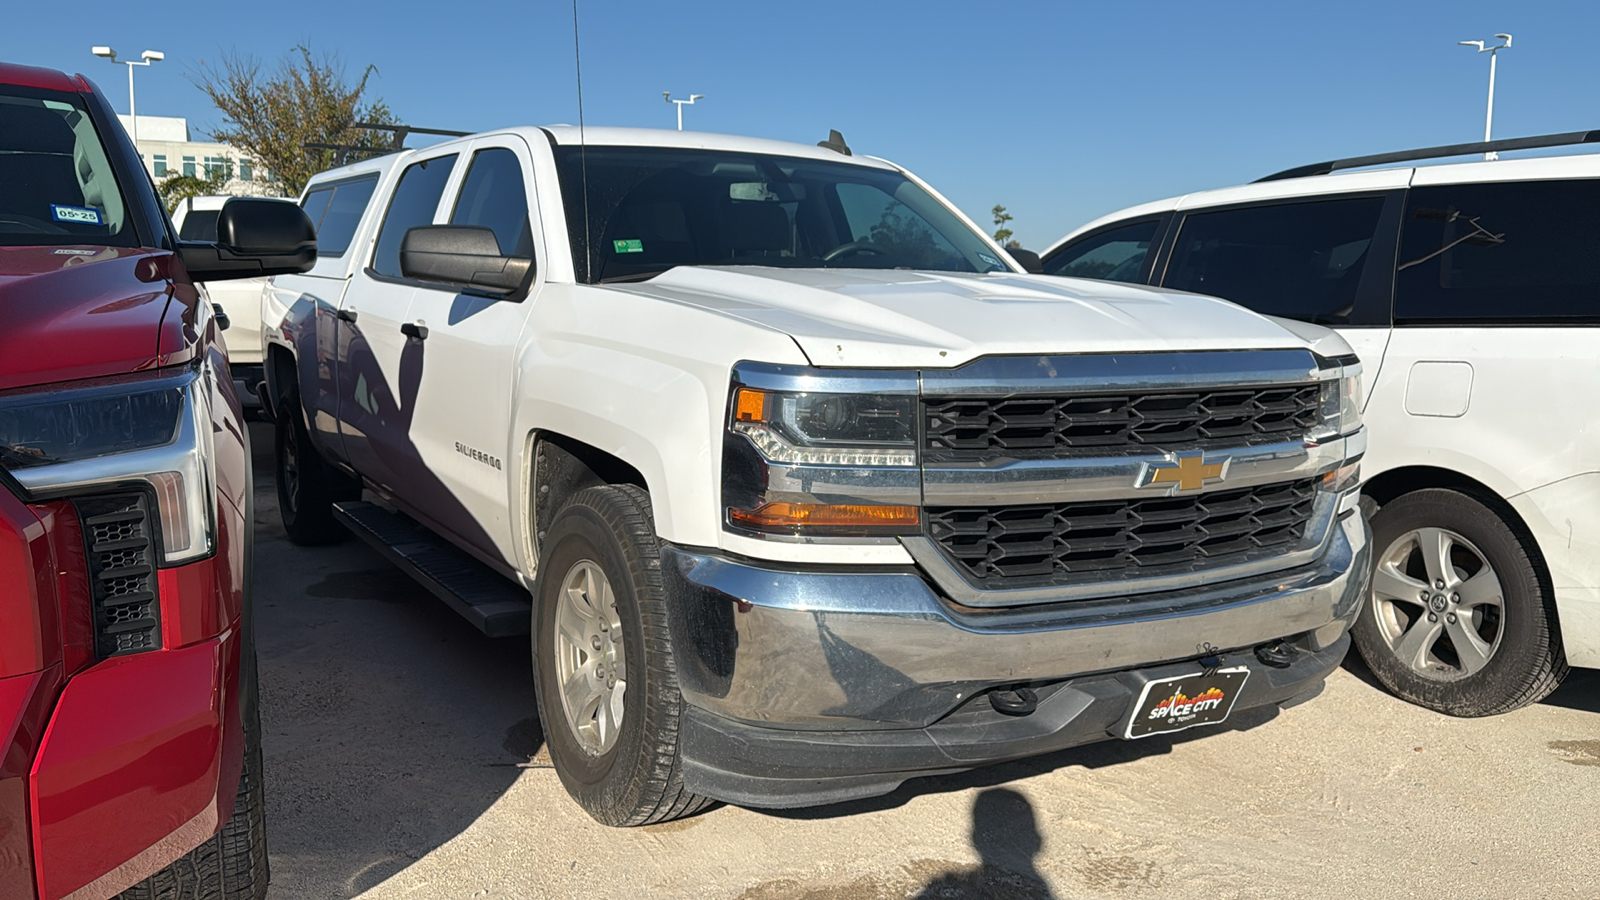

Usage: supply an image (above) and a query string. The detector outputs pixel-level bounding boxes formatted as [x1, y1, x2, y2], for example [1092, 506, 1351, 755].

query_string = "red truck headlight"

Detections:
[1, 360, 218, 565]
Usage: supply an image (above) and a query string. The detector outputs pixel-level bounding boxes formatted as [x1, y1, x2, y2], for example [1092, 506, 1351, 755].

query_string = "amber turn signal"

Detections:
[728, 501, 920, 534]
[734, 387, 769, 423]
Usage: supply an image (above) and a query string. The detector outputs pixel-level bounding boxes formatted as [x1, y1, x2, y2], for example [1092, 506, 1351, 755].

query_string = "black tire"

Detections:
[1352, 488, 1568, 716]
[531, 484, 713, 826]
[274, 388, 358, 545]
[118, 678, 269, 899]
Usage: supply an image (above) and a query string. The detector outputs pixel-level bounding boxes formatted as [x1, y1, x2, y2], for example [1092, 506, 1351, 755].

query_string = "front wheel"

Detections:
[1352, 488, 1568, 716]
[532, 485, 713, 826]
[119, 678, 269, 899]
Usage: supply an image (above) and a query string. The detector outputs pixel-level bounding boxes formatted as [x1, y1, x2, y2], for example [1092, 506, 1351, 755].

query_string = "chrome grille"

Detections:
[927, 478, 1320, 589]
[922, 383, 1321, 460]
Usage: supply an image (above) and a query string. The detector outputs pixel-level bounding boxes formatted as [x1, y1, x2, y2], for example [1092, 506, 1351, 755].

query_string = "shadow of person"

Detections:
[915, 788, 1057, 899]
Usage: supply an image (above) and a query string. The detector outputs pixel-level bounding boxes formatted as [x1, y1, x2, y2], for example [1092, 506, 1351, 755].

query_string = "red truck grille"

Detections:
[75, 494, 162, 656]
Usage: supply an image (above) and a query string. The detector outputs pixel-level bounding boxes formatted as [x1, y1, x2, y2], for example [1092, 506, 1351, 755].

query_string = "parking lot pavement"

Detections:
[247, 423, 1600, 900]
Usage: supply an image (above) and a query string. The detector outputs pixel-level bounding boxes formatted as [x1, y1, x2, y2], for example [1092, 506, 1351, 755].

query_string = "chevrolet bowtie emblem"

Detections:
[1141, 454, 1230, 492]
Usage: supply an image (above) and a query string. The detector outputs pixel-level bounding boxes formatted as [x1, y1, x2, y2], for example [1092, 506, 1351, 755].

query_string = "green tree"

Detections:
[156, 168, 232, 212]
[191, 45, 399, 197]
[991, 204, 1020, 248]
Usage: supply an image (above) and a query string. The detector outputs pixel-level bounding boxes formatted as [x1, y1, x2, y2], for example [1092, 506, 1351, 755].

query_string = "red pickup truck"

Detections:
[0, 62, 314, 900]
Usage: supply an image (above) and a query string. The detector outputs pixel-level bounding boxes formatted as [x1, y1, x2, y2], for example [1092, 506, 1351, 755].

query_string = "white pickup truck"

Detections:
[262, 126, 1370, 825]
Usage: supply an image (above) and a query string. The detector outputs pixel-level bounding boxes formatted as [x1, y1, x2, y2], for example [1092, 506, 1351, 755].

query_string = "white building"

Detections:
[118, 114, 280, 197]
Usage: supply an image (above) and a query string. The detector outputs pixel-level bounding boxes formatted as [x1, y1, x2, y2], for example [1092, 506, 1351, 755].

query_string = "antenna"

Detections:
[572, 0, 593, 283]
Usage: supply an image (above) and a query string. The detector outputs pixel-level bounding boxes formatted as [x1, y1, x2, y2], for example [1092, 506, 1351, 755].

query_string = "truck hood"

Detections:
[607, 267, 1330, 368]
[0, 247, 173, 390]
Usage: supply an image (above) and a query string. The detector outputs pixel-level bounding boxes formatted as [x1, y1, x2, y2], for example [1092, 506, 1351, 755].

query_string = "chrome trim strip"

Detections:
[764, 459, 921, 505]
[921, 437, 1345, 506]
[904, 490, 1340, 607]
[732, 361, 918, 395]
[920, 349, 1324, 396]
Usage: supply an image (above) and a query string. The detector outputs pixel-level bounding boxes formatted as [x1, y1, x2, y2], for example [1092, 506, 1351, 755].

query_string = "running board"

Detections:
[333, 501, 531, 637]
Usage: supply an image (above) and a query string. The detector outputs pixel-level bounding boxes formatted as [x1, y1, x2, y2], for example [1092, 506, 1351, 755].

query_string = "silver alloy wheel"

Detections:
[553, 559, 627, 755]
[1370, 527, 1505, 681]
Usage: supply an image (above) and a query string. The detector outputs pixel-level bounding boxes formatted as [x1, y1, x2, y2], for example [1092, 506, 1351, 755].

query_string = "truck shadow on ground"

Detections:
[249, 424, 540, 898]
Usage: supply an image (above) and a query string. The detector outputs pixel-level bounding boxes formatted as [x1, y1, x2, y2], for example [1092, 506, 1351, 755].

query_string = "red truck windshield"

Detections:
[0, 85, 135, 248]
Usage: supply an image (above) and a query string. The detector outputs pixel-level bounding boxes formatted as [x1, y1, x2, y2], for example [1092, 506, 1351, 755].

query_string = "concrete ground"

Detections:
[248, 424, 1600, 900]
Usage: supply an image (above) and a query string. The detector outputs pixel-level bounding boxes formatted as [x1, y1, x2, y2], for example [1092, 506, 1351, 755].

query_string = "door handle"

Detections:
[336, 308, 358, 323]
[401, 322, 429, 341]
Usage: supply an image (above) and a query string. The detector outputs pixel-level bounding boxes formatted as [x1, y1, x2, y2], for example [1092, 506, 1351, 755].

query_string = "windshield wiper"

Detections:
[598, 267, 676, 284]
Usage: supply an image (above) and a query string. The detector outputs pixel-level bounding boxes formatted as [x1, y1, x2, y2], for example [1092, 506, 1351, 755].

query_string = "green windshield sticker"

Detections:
[613, 239, 644, 254]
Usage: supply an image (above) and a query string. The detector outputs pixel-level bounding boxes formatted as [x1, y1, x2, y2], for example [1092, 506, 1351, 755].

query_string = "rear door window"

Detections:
[1044, 219, 1159, 283]
[371, 156, 457, 277]
[1396, 179, 1600, 323]
[1164, 197, 1385, 324]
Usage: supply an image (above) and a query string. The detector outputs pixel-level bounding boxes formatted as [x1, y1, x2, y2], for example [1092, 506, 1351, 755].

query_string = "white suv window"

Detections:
[1044, 219, 1158, 283]
[1164, 197, 1385, 324]
[1397, 179, 1600, 323]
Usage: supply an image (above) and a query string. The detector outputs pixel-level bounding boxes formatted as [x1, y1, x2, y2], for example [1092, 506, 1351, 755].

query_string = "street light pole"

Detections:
[1458, 34, 1512, 161]
[662, 92, 704, 131]
[91, 47, 165, 145]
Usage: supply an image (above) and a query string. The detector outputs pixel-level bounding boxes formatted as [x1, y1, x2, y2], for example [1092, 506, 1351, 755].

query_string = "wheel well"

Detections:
[266, 344, 297, 410]
[1363, 464, 1554, 594]
[532, 433, 648, 546]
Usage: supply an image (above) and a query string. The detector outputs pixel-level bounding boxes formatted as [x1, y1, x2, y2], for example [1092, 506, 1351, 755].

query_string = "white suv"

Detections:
[1042, 132, 1600, 715]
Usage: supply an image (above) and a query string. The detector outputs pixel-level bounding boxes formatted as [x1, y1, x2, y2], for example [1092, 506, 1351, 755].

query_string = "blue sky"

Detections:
[7, 1, 1598, 247]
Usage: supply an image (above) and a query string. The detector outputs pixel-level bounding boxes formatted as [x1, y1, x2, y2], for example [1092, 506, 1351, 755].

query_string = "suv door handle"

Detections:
[401, 322, 429, 341]
[336, 308, 358, 323]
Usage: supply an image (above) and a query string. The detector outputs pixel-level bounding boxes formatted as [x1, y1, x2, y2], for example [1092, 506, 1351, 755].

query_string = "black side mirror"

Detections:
[399, 225, 532, 297]
[1003, 247, 1044, 274]
[179, 198, 317, 282]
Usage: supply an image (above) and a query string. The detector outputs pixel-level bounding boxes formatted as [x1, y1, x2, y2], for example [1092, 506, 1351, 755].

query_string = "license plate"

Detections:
[1125, 667, 1251, 739]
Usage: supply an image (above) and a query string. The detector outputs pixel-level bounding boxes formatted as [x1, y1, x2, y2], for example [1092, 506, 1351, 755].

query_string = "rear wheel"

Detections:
[532, 485, 713, 826]
[274, 388, 358, 545]
[1352, 488, 1568, 716]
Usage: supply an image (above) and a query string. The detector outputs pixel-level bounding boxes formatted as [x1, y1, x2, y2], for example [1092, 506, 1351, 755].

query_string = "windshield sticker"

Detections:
[977, 252, 1003, 268]
[613, 239, 644, 254]
[51, 204, 103, 226]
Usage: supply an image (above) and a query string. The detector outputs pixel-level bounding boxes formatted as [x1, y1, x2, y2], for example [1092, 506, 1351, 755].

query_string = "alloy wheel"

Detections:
[553, 560, 627, 755]
[1370, 527, 1504, 680]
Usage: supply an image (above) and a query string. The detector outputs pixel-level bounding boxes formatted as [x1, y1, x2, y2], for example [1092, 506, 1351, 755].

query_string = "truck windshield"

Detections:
[553, 146, 1010, 283]
[0, 86, 134, 248]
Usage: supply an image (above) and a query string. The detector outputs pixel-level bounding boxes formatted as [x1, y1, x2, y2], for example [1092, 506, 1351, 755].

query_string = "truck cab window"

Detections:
[372, 155, 457, 277]
[450, 148, 532, 257]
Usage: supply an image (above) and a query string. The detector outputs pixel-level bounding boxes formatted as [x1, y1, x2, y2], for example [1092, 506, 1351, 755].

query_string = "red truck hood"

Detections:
[0, 246, 176, 391]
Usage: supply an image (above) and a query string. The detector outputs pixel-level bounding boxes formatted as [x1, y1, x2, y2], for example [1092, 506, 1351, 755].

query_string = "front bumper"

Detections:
[660, 509, 1370, 807]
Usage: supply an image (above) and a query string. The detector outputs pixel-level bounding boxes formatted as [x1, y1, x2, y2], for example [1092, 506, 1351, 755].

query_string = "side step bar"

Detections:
[333, 501, 532, 637]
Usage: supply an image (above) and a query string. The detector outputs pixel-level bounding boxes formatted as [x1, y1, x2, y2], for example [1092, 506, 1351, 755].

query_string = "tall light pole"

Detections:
[1458, 34, 1512, 161]
[662, 92, 704, 131]
[91, 46, 165, 145]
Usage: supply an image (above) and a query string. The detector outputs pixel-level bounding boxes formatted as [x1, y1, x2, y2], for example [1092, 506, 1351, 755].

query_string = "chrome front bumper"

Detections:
[659, 509, 1370, 805]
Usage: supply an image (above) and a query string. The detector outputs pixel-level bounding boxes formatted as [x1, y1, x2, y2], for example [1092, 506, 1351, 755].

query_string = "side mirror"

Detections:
[399, 225, 532, 297]
[1003, 247, 1044, 274]
[179, 198, 317, 282]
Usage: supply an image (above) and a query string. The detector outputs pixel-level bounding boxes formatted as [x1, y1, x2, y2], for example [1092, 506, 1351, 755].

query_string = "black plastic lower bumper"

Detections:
[679, 633, 1348, 808]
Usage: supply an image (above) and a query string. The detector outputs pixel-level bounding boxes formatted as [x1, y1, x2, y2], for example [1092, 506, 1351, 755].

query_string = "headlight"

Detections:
[731, 387, 916, 467]
[2, 363, 218, 565]
[724, 364, 920, 538]
[1315, 361, 1362, 439]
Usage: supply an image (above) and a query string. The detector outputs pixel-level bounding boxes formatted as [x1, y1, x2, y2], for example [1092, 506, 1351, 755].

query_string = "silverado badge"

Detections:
[1139, 453, 1229, 492]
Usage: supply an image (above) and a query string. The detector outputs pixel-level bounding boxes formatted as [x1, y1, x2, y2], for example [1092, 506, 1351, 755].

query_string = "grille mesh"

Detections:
[76, 494, 162, 657]
[923, 383, 1322, 460]
[928, 478, 1320, 589]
